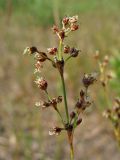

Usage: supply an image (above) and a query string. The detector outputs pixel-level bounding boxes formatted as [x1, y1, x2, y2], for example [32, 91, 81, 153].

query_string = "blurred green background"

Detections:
[0, 0, 120, 160]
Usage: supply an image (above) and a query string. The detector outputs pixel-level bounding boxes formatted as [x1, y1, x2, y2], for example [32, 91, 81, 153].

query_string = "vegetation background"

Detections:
[0, 0, 120, 159]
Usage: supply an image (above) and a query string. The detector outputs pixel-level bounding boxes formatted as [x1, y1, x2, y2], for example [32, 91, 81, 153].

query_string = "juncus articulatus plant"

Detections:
[24, 15, 97, 160]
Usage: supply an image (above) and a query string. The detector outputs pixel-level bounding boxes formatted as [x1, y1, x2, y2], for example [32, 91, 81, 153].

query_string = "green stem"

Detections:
[45, 90, 51, 100]
[73, 114, 78, 128]
[58, 40, 62, 60]
[56, 108, 65, 125]
[65, 55, 72, 63]
[61, 75, 69, 123]
[70, 144, 74, 160]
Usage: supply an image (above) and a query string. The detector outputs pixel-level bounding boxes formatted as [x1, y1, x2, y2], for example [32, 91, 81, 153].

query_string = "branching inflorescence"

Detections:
[24, 15, 97, 160]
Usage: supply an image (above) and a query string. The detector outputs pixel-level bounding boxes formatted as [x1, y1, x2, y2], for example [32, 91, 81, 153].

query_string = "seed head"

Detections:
[70, 47, 80, 57]
[71, 24, 79, 31]
[49, 127, 62, 136]
[82, 73, 97, 88]
[69, 15, 78, 23]
[62, 16, 69, 26]
[35, 77, 48, 90]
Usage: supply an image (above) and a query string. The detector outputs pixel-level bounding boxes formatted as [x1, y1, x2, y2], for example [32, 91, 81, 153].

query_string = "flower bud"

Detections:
[70, 47, 79, 57]
[70, 111, 76, 119]
[76, 118, 82, 126]
[64, 45, 70, 54]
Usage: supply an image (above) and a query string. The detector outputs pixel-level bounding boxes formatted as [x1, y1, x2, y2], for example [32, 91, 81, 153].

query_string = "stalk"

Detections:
[60, 74, 69, 123]
[67, 131, 74, 160]
[58, 40, 62, 60]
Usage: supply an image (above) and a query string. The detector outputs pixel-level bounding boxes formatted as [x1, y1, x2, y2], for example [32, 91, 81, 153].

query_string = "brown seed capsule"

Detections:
[76, 118, 82, 126]
[70, 111, 76, 119]
[29, 46, 38, 54]
[71, 24, 79, 31]
[47, 47, 57, 55]
[75, 100, 83, 109]
[70, 47, 79, 57]
[42, 101, 51, 108]
[64, 45, 70, 54]
[62, 17, 69, 25]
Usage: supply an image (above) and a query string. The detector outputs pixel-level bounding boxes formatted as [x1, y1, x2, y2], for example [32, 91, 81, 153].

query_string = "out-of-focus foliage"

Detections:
[110, 50, 120, 94]
[0, 0, 120, 26]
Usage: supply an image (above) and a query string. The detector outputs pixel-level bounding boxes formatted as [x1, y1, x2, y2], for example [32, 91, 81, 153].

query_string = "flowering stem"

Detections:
[60, 74, 69, 124]
[67, 131, 74, 160]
